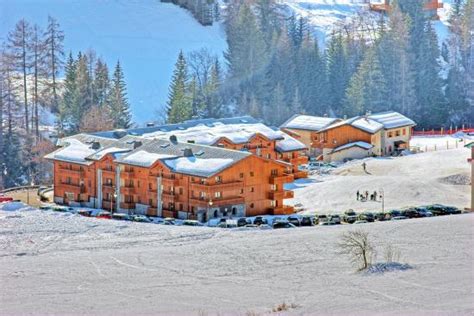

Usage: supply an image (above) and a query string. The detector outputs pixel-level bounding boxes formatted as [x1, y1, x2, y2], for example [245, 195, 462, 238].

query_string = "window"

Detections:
[106, 178, 113, 185]
[105, 193, 111, 201]
[215, 176, 222, 183]
[200, 178, 206, 184]
[65, 192, 74, 200]
[149, 199, 153, 206]
[239, 173, 244, 179]
[270, 200, 276, 207]
[148, 182, 152, 190]
[395, 130, 400, 137]
[250, 203, 254, 208]
[250, 187, 254, 193]
[232, 207, 237, 215]
[271, 169, 278, 176]
[270, 184, 276, 191]
[403, 128, 406, 136]
[137, 180, 140, 188]
[267, 153, 271, 159]
[215, 191, 222, 198]
[179, 188, 183, 194]
[388, 131, 393, 138]
[179, 203, 183, 211]
[213, 210, 218, 218]
[250, 172, 254, 177]
[240, 188, 244, 194]
[200, 192, 206, 199]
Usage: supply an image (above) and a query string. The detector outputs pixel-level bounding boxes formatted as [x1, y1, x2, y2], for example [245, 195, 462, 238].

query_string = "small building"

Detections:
[328, 141, 374, 162]
[280, 114, 341, 156]
[369, 0, 443, 20]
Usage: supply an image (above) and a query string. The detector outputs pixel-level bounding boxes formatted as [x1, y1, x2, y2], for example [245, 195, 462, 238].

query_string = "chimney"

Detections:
[91, 141, 101, 150]
[343, 114, 347, 120]
[133, 141, 142, 149]
[146, 122, 155, 127]
[169, 135, 178, 143]
[183, 147, 194, 157]
[113, 129, 127, 139]
[323, 113, 328, 117]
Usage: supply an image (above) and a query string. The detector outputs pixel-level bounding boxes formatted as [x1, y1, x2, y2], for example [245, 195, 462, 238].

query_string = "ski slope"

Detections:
[0, 0, 227, 124]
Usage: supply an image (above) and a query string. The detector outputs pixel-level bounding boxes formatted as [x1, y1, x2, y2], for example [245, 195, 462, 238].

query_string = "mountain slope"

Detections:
[0, 0, 227, 124]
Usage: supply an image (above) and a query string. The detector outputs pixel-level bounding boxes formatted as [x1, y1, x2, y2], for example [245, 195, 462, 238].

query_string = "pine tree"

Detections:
[57, 52, 76, 135]
[327, 32, 349, 115]
[70, 52, 92, 132]
[345, 48, 388, 116]
[94, 58, 110, 107]
[204, 58, 224, 118]
[43, 16, 65, 113]
[167, 51, 192, 123]
[108, 60, 132, 129]
[6, 19, 33, 133]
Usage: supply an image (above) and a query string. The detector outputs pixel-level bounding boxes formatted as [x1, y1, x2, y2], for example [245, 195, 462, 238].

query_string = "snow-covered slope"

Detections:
[280, 0, 453, 44]
[0, 0, 227, 124]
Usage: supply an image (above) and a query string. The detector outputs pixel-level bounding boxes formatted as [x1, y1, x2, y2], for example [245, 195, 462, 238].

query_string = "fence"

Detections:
[413, 127, 474, 136]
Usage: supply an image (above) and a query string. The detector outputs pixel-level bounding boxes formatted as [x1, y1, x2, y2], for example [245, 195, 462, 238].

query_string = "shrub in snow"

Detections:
[365, 262, 413, 274]
[338, 230, 375, 271]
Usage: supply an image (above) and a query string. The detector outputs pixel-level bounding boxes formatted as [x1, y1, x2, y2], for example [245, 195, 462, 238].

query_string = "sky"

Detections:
[0, 0, 227, 125]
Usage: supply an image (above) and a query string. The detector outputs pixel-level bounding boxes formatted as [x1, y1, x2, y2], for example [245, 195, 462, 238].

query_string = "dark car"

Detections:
[78, 209, 93, 217]
[400, 208, 421, 218]
[425, 204, 450, 216]
[362, 212, 375, 222]
[237, 217, 249, 227]
[374, 212, 388, 221]
[342, 210, 357, 224]
[300, 216, 314, 226]
[385, 209, 401, 219]
[287, 216, 301, 226]
[444, 206, 461, 215]
[253, 216, 268, 226]
[272, 220, 296, 229]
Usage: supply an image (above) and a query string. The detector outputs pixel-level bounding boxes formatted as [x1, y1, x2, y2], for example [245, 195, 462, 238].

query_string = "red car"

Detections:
[0, 196, 14, 203]
[95, 211, 112, 219]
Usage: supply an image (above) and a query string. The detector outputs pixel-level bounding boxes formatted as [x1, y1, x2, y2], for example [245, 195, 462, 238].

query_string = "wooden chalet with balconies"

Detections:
[369, 0, 443, 19]
[46, 132, 296, 221]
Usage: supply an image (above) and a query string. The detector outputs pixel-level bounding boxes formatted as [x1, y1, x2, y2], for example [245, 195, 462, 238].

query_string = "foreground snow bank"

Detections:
[0, 202, 35, 212]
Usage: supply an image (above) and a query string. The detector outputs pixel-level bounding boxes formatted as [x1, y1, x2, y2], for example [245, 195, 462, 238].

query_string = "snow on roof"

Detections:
[331, 141, 373, 154]
[275, 131, 307, 152]
[281, 114, 340, 131]
[119, 150, 177, 168]
[87, 147, 132, 161]
[319, 116, 383, 134]
[44, 139, 96, 165]
[141, 122, 283, 145]
[368, 111, 416, 129]
[163, 157, 235, 177]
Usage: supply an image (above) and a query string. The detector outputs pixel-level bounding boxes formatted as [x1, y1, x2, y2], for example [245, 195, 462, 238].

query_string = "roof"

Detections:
[115, 138, 252, 177]
[319, 116, 384, 134]
[281, 114, 340, 131]
[86, 135, 146, 161]
[44, 138, 98, 165]
[274, 131, 307, 152]
[56, 133, 118, 148]
[368, 111, 416, 129]
[331, 141, 373, 154]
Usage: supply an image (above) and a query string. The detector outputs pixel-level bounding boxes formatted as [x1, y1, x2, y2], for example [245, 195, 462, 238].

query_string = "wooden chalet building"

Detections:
[46, 132, 296, 221]
[369, 0, 443, 19]
[281, 111, 416, 162]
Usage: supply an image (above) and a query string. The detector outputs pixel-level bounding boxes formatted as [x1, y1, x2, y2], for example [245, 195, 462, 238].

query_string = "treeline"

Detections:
[169, 0, 473, 128]
[0, 17, 132, 189]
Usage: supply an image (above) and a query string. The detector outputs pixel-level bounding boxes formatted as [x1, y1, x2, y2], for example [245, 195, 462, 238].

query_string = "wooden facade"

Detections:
[369, 0, 443, 19]
[51, 152, 295, 220]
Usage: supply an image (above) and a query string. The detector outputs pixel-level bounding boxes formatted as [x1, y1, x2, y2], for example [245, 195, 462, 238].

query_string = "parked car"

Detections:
[53, 206, 68, 212]
[300, 216, 315, 226]
[183, 220, 203, 226]
[0, 196, 14, 203]
[244, 224, 258, 228]
[39, 205, 52, 211]
[78, 209, 93, 217]
[375, 212, 389, 221]
[112, 213, 131, 220]
[392, 216, 408, 220]
[385, 209, 402, 220]
[361, 212, 375, 222]
[253, 216, 268, 226]
[96, 211, 112, 219]
[329, 214, 341, 225]
[400, 208, 421, 218]
[272, 220, 296, 229]
[342, 210, 357, 224]
[237, 217, 249, 227]
[317, 214, 329, 224]
[354, 220, 368, 224]
[444, 205, 461, 215]
[131, 215, 151, 223]
[287, 216, 301, 226]
[425, 204, 450, 216]
[319, 221, 336, 226]
[414, 207, 433, 217]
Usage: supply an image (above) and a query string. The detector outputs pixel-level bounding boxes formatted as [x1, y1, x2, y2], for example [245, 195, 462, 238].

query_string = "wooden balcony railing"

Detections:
[121, 170, 134, 179]
[272, 205, 294, 215]
[269, 173, 294, 185]
[190, 180, 244, 191]
[102, 169, 115, 176]
[59, 167, 84, 177]
[269, 190, 294, 200]
[148, 174, 180, 186]
[190, 196, 245, 207]
[120, 186, 135, 195]
[102, 184, 115, 193]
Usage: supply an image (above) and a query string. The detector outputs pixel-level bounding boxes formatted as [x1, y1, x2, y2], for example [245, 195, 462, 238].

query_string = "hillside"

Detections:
[0, 0, 227, 124]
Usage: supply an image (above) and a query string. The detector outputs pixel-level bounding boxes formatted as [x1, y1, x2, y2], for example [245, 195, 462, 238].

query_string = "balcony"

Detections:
[270, 173, 294, 185]
[190, 180, 244, 191]
[148, 174, 180, 186]
[120, 202, 135, 209]
[102, 168, 115, 176]
[190, 196, 245, 208]
[269, 190, 294, 200]
[102, 184, 115, 193]
[162, 191, 177, 200]
[293, 170, 308, 179]
[121, 170, 134, 179]
[59, 182, 82, 192]
[272, 205, 294, 215]
[59, 167, 84, 177]
[120, 186, 135, 195]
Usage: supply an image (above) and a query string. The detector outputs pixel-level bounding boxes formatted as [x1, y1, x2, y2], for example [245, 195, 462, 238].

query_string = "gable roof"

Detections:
[368, 111, 416, 129]
[115, 138, 252, 177]
[281, 114, 340, 131]
[45, 138, 99, 165]
[274, 130, 307, 153]
[331, 141, 373, 154]
[319, 116, 384, 134]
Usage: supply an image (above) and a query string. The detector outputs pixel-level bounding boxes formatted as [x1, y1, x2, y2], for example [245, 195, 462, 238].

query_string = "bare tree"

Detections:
[79, 105, 114, 133]
[338, 229, 375, 271]
[383, 244, 401, 263]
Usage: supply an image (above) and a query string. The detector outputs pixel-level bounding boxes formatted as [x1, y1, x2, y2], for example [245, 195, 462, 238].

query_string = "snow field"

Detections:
[0, 208, 472, 314]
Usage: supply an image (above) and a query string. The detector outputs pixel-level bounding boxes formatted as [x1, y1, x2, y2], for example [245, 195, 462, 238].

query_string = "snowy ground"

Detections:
[288, 137, 470, 214]
[0, 205, 472, 315]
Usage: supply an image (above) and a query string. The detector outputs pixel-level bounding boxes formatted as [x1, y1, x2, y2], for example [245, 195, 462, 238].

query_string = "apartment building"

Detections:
[46, 134, 295, 220]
